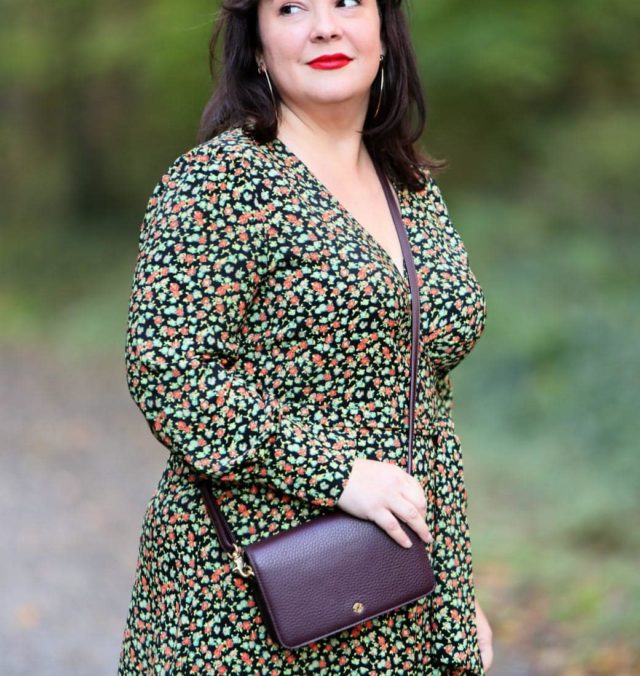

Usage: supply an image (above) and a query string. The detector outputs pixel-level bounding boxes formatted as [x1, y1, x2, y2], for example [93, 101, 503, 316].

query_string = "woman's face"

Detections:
[256, 0, 385, 116]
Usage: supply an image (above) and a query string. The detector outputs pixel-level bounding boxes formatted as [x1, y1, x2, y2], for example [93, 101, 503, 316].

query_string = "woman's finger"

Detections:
[392, 496, 433, 544]
[371, 509, 414, 548]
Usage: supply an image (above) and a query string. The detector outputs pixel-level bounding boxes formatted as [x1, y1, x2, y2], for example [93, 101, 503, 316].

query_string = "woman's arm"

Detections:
[125, 146, 360, 508]
[475, 597, 494, 672]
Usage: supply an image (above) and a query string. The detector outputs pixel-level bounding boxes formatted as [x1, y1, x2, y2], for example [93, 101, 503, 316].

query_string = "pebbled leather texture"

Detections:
[244, 509, 436, 649]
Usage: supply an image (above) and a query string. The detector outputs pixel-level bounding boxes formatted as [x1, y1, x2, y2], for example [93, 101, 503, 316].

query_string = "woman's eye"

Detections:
[279, 0, 360, 14]
[278, 3, 302, 15]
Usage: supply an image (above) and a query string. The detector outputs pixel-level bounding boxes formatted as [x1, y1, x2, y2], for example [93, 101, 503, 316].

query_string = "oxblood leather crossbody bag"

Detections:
[196, 159, 436, 650]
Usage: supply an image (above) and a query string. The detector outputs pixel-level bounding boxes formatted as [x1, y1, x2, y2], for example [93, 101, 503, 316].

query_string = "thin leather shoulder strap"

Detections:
[373, 159, 421, 477]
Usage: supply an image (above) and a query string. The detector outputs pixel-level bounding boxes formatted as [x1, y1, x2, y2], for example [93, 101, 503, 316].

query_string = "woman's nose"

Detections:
[309, 6, 342, 41]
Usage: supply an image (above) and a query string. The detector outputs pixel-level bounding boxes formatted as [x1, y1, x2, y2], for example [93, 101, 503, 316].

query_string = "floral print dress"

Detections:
[118, 125, 487, 675]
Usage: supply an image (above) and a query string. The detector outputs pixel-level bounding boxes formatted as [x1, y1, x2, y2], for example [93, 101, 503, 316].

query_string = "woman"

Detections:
[119, 0, 493, 673]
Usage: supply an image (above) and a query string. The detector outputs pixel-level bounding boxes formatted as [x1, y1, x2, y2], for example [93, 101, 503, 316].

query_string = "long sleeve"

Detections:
[124, 146, 360, 508]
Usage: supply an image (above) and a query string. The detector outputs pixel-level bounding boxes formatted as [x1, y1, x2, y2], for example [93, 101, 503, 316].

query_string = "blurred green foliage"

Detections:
[1, 0, 638, 667]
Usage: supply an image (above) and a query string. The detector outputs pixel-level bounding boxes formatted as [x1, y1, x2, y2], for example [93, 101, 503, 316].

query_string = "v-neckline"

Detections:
[268, 136, 410, 288]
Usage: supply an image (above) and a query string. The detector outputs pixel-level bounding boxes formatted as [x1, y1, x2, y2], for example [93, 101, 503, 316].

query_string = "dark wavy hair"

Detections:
[197, 0, 447, 190]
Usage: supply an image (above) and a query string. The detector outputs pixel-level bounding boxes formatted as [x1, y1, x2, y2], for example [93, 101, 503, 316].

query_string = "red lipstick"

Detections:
[308, 53, 353, 70]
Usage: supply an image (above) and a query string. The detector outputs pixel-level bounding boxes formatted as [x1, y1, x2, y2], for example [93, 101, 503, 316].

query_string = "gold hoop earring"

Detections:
[258, 61, 277, 111]
[374, 54, 385, 119]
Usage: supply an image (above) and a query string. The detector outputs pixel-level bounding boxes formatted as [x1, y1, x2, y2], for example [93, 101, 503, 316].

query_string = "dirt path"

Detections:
[0, 343, 165, 675]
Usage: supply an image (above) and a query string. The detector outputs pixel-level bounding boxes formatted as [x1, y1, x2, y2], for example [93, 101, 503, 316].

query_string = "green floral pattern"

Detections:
[118, 126, 487, 674]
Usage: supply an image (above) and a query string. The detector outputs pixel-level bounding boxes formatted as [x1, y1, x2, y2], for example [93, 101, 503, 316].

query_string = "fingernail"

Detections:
[404, 539, 412, 548]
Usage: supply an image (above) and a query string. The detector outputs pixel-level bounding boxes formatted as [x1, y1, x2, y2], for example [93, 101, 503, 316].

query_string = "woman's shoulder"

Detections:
[159, 126, 271, 192]
[184, 126, 264, 163]
[408, 164, 447, 215]
[144, 127, 275, 240]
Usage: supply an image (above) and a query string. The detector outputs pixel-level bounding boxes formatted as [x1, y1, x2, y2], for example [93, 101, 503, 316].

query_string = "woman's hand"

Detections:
[475, 597, 494, 672]
[337, 457, 433, 548]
